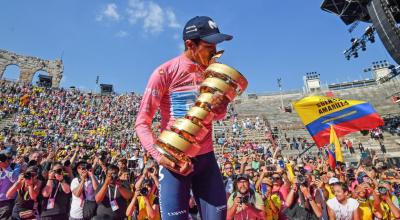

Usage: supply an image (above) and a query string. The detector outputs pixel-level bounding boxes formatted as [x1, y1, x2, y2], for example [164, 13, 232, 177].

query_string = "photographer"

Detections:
[284, 175, 322, 220]
[6, 166, 41, 220]
[376, 182, 400, 219]
[41, 162, 71, 220]
[0, 150, 21, 220]
[354, 183, 383, 219]
[94, 164, 132, 220]
[126, 179, 160, 219]
[69, 161, 98, 220]
[134, 163, 159, 193]
[227, 174, 265, 220]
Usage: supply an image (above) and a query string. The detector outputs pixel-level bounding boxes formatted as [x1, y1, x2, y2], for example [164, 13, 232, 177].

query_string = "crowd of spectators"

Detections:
[1, 80, 400, 220]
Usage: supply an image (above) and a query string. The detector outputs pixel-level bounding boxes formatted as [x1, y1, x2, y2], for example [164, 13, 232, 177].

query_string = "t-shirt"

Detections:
[327, 197, 359, 220]
[95, 183, 129, 220]
[137, 195, 160, 220]
[69, 177, 97, 219]
[357, 199, 373, 220]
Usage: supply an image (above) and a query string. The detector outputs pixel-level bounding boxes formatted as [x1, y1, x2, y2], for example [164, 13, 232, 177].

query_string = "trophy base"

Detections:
[154, 143, 192, 169]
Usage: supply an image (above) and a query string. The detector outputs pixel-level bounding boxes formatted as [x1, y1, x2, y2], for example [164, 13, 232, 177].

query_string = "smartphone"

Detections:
[278, 160, 285, 169]
[261, 183, 267, 196]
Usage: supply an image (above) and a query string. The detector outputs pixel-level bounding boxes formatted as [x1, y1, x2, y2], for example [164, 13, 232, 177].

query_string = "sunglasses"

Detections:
[53, 169, 63, 175]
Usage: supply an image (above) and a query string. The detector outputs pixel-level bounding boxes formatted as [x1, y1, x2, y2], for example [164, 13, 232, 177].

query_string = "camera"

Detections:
[140, 187, 149, 196]
[297, 175, 307, 186]
[23, 172, 32, 179]
[240, 195, 249, 204]
[127, 160, 138, 169]
[298, 167, 306, 175]
[313, 170, 320, 180]
[111, 173, 119, 181]
[378, 187, 388, 195]
[148, 167, 154, 173]
[266, 166, 276, 172]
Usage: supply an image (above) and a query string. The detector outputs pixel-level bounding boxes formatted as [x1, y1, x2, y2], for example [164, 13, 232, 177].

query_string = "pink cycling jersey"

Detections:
[135, 54, 226, 163]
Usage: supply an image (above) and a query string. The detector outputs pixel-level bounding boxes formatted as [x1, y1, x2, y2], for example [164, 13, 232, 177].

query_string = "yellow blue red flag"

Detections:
[293, 96, 384, 147]
[330, 125, 343, 163]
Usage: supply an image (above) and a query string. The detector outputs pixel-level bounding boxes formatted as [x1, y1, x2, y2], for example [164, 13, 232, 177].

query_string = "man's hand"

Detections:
[159, 155, 193, 176]
[315, 179, 324, 189]
[300, 185, 312, 198]
[81, 170, 88, 181]
[48, 170, 55, 180]
[104, 173, 112, 186]
[233, 195, 242, 207]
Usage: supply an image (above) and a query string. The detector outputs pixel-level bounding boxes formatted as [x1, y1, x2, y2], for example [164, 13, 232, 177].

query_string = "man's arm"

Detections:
[117, 183, 133, 200]
[135, 67, 168, 163]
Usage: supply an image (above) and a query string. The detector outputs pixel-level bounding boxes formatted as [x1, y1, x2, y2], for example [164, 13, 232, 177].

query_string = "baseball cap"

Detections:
[183, 16, 233, 44]
[357, 172, 369, 184]
[329, 177, 340, 185]
[236, 174, 250, 181]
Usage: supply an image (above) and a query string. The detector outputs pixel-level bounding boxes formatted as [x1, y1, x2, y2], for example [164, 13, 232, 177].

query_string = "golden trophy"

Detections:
[154, 53, 248, 172]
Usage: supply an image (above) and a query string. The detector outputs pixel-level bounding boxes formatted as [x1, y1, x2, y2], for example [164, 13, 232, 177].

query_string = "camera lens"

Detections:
[24, 172, 32, 179]
[378, 187, 388, 195]
[148, 168, 154, 173]
[140, 187, 149, 196]
[240, 196, 249, 204]
[297, 175, 307, 185]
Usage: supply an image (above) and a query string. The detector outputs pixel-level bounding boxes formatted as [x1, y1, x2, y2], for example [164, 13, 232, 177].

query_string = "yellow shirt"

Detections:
[325, 185, 335, 199]
[358, 199, 373, 220]
[379, 201, 390, 220]
[137, 195, 160, 220]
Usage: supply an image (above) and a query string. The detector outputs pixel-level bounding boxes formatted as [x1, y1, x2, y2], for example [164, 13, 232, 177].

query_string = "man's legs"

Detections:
[159, 166, 191, 220]
[192, 152, 227, 220]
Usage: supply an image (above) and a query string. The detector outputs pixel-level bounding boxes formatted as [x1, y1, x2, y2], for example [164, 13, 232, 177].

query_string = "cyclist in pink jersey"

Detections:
[135, 16, 233, 219]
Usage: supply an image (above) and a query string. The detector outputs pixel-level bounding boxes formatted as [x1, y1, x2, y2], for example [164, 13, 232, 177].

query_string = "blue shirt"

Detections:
[0, 164, 20, 201]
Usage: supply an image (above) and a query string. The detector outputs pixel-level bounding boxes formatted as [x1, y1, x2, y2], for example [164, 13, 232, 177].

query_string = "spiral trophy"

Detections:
[154, 53, 248, 172]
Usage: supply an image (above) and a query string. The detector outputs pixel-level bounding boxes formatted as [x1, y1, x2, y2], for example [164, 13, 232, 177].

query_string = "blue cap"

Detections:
[183, 16, 233, 44]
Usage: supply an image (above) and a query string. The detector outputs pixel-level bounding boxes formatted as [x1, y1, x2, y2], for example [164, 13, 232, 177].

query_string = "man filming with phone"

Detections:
[227, 174, 265, 220]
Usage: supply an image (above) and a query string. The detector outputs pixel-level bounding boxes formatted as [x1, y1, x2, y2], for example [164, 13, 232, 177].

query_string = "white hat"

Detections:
[329, 177, 340, 185]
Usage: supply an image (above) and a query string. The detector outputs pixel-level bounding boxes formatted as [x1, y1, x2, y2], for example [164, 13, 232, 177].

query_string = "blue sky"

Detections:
[0, 0, 395, 94]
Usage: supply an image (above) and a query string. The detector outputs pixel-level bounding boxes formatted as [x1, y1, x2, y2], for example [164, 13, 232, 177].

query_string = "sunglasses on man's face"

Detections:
[53, 169, 63, 175]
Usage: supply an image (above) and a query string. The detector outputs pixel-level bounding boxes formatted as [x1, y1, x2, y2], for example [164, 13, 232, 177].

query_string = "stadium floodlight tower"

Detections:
[321, 0, 400, 64]
[303, 72, 322, 94]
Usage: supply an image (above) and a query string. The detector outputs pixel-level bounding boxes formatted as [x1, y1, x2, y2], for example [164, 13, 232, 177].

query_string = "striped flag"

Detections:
[293, 96, 384, 147]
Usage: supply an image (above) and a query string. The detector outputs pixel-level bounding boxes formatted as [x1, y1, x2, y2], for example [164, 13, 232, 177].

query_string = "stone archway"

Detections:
[0, 49, 63, 87]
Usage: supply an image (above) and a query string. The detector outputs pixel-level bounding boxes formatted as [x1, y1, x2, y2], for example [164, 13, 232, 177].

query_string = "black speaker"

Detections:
[368, 0, 400, 64]
[100, 84, 113, 94]
[37, 74, 52, 88]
